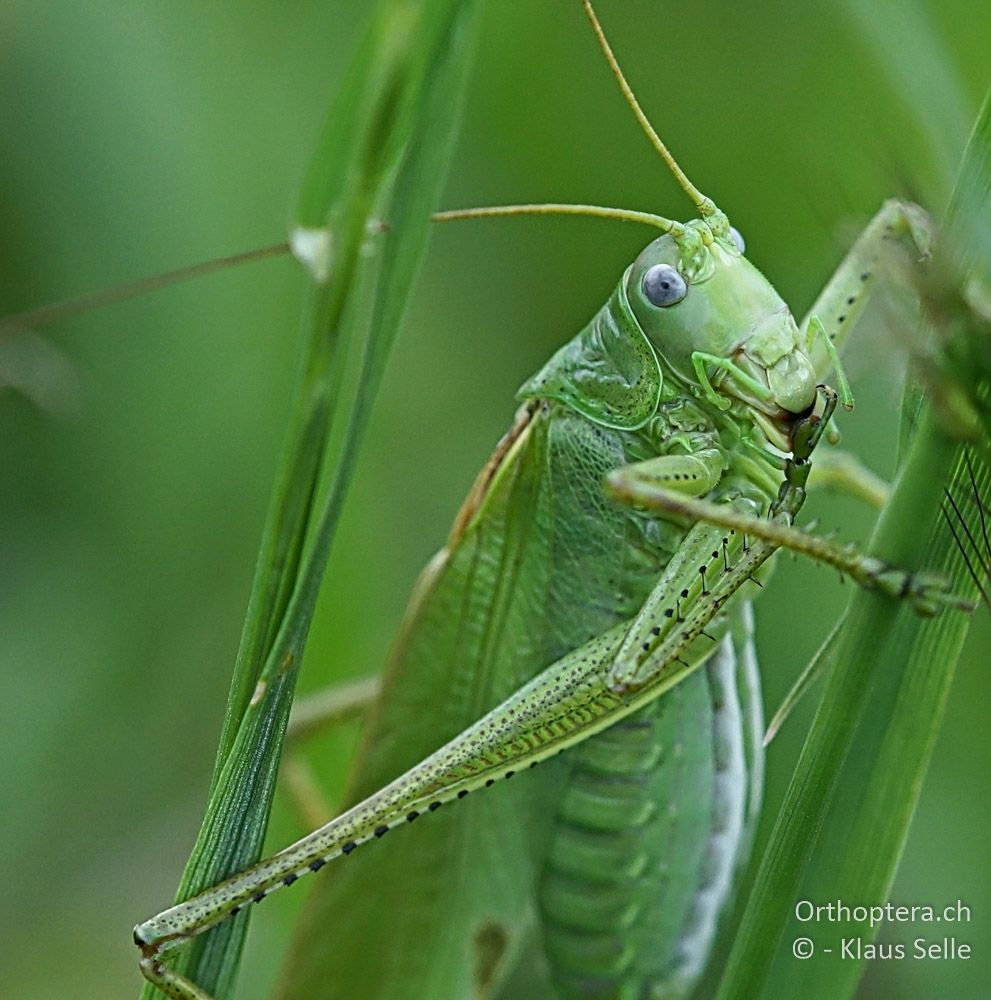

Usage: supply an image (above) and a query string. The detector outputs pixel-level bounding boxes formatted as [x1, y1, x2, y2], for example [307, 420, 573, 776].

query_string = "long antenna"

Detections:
[433, 203, 683, 233]
[581, 0, 716, 218]
[1, 241, 289, 331]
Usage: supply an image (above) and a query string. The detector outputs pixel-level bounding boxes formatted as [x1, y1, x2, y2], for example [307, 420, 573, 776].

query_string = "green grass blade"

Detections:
[716, 423, 986, 1000]
[716, 85, 991, 1000]
[138, 2, 480, 997]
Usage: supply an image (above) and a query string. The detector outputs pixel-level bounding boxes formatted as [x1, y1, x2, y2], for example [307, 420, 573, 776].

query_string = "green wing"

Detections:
[277, 403, 763, 1000]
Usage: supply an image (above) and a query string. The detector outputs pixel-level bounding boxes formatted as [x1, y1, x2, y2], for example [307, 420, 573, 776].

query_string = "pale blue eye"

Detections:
[643, 264, 687, 307]
[730, 226, 746, 253]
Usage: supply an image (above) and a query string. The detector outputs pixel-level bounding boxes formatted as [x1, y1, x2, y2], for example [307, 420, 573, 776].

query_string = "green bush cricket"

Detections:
[125, 3, 980, 999]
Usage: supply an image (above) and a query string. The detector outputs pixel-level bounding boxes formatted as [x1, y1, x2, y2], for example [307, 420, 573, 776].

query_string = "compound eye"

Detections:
[642, 264, 687, 307]
[730, 226, 746, 253]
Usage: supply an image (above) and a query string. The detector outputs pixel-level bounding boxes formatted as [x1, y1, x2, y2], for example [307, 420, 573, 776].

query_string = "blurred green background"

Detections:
[1, 1, 988, 998]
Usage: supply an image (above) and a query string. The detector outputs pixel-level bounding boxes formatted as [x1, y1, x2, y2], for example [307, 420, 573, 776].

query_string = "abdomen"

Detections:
[539, 603, 763, 999]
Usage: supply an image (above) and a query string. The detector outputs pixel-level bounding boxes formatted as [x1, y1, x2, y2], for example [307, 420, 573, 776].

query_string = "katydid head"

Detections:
[517, 218, 817, 442]
[625, 224, 818, 423]
[577, 0, 817, 429]
[454, 3, 823, 441]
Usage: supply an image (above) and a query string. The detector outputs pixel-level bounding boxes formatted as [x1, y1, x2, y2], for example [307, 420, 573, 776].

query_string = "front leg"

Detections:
[615, 448, 727, 498]
[801, 199, 934, 374]
[608, 469, 974, 617]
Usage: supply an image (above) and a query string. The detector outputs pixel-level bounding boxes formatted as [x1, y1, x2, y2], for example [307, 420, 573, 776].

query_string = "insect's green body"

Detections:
[144, 229, 805, 1000]
[279, 231, 796, 1000]
[135, 211, 951, 1000]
